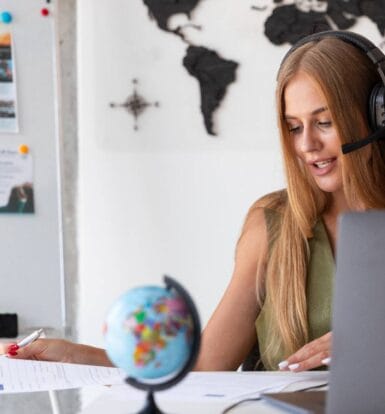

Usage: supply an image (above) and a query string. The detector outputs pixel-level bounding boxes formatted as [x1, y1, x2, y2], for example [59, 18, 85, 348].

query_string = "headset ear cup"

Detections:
[369, 83, 385, 130]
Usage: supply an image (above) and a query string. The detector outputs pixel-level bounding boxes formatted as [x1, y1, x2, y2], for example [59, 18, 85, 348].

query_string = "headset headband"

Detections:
[280, 30, 385, 85]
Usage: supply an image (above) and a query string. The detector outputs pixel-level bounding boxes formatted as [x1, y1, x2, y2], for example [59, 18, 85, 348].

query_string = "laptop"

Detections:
[262, 210, 385, 414]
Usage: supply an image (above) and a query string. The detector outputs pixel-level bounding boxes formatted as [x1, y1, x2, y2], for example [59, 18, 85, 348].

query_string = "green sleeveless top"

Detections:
[255, 208, 335, 370]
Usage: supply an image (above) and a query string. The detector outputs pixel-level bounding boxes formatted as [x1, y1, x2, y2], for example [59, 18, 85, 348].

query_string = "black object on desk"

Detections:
[0, 313, 18, 337]
[262, 391, 326, 414]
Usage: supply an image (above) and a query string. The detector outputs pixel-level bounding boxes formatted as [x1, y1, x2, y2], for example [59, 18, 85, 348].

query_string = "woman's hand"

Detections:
[0, 339, 113, 366]
[0, 339, 78, 363]
[278, 331, 332, 372]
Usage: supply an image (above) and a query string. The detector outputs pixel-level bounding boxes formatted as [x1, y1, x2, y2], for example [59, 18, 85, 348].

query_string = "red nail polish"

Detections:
[8, 350, 18, 356]
[7, 344, 18, 352]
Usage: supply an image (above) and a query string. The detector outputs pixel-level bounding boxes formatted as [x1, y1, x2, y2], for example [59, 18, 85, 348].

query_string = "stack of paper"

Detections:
[0, 357, 125, 393]
[0, 356, 328, 404]
[154, 371, 328, 402]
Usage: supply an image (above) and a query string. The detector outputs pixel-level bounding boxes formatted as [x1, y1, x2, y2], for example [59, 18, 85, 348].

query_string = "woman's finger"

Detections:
[278, 332, 332, 370]
[0, 342, 19, 356]
[6, 340, 46, 360]
[286, 350, 330, 371]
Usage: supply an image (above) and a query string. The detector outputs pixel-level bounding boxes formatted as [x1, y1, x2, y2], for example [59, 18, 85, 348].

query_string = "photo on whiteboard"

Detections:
[0, 148, 34, 214]
[0, 56, 12, 82]
[0, 100, 16, 118]
[0, 31, 19, 133]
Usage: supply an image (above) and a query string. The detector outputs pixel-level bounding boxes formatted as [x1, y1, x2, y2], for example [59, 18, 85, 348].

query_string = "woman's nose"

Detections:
[300, 126, 320, 153]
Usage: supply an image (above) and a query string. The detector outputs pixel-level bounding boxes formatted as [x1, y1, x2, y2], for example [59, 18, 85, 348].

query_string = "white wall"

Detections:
[76, 0, 383, 405]
[77, 0, 286, 348]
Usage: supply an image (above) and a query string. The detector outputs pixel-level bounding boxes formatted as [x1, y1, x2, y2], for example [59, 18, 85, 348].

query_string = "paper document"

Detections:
[157, 371, 328, 402]
[80, 371, 329, 414]
[83, 371, 328, 405]
[0, 357, 125, 393]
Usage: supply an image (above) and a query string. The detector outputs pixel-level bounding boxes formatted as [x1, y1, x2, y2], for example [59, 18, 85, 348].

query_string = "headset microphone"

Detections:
[342, 126, 385, 154]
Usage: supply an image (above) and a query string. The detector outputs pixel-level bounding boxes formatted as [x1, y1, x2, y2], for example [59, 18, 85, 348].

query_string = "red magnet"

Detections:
[41, 8, 49, 16]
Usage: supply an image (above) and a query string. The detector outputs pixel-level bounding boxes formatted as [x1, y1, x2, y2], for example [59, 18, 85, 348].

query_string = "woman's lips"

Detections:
[308, 158, 337, 176]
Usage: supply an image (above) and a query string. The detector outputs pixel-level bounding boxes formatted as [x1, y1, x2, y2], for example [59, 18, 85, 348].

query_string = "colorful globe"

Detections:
[104, 278, 199, 383]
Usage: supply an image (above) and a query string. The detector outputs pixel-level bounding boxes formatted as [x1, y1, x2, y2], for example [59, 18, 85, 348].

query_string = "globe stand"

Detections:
[137, 390, 163, 414]
[125, 275, 201, 414]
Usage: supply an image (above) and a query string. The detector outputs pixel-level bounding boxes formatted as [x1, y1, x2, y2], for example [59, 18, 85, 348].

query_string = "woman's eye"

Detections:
[288, 125, 300, 134]
[317, 121, 332, 128]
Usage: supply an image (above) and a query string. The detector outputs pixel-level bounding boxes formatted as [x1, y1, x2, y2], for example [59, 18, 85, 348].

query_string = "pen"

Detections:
[17, 328, 44, 348]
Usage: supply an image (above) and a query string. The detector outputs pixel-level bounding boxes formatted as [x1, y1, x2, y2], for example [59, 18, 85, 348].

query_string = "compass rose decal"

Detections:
[110, 79, 159, 130]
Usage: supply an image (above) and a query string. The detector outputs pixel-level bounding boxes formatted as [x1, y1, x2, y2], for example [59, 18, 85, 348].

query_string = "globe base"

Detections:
[137, 391, 164, 414]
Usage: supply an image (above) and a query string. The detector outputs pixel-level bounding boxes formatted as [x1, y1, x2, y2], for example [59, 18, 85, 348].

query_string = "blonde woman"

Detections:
[2, 31, 385, 371]
[197, 31, 385, 372]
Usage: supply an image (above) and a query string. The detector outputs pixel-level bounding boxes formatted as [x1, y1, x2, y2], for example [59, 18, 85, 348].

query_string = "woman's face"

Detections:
[284, 71, 343, 195]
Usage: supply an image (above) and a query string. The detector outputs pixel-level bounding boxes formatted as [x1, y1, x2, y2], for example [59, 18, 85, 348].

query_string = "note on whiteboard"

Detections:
[0, 357, 125, 393]
[0, 146, 34, 213]
[0, 31, 19, 134]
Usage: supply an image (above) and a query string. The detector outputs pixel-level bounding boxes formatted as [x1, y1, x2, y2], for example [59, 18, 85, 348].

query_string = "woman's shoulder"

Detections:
[247, 189, 287, 218]
[256, 189, 287, 210]
[238, 189, 287, 245]
[240, 189, 287, 246]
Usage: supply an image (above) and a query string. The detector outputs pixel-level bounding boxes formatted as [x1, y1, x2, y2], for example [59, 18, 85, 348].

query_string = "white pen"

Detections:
[17, 328, 43, 348]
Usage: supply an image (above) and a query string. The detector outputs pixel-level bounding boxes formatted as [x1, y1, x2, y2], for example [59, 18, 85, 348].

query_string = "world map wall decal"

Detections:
[259, 0, 385, 45]
[126, 0, 385, 137]
[142, 0, 238, 137]
[183, 47, 238, 136]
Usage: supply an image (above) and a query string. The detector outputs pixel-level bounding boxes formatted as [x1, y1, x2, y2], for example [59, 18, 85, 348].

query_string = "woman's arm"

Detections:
[194, 207, 268, 371]
[0, 339, 113, 367]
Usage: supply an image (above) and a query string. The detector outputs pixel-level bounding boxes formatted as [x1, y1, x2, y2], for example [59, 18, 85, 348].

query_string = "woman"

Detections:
[3, 31, 385, 371]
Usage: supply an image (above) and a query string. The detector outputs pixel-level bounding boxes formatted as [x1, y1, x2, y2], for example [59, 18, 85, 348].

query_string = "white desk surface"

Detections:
[81, 371, 328, 414]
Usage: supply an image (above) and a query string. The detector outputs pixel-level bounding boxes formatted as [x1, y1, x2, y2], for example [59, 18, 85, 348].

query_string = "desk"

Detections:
[81, 371, 328, 414]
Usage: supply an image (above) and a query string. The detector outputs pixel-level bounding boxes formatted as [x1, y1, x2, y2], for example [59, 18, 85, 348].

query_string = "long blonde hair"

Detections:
[254, 37, 385, 367]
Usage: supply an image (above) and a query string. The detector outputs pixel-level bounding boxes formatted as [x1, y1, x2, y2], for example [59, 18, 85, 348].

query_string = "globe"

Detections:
[104, 276, 201, 414]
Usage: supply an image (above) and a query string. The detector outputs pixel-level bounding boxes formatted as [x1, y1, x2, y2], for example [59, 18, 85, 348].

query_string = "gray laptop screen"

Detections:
[327, 210, 385, 414]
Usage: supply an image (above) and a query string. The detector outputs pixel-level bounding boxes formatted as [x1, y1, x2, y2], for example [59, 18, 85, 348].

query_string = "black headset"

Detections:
[280, 30, 385, 154]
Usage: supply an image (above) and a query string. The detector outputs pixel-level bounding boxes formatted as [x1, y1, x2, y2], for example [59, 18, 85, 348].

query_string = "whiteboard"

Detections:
[0, 1, 65, 333]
